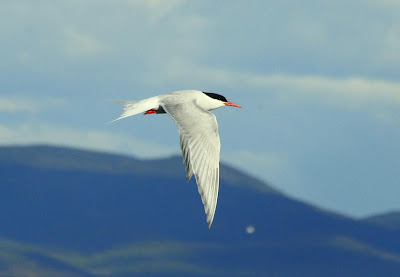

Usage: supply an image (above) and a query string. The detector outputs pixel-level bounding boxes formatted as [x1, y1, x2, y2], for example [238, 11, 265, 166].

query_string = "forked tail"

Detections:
[108, 97, 159, 123]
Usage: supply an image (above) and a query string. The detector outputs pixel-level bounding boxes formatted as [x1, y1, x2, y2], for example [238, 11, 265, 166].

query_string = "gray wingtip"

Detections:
[207, 211, 215, 229]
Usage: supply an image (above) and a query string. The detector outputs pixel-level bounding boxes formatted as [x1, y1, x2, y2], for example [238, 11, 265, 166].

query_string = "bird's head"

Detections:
[202, 92, 242, 110]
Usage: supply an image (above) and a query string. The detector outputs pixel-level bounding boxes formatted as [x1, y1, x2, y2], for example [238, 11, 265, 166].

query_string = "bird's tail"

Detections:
[108, 97, 158, 123]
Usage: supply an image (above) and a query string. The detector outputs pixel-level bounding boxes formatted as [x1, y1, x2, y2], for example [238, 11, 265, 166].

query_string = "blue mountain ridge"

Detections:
[0, 145, 399, 276]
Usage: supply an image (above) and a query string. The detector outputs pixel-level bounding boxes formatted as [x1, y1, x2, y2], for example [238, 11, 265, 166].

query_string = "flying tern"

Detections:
[111, 90, 241, 228]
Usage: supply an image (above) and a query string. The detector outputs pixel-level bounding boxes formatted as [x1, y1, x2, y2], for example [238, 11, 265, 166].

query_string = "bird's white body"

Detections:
[111, 90, 241, 228]
[111, 90, 226, 122]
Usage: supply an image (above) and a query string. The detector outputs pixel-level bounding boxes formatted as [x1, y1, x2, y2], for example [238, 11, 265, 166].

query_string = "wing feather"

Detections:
[163, 101, 220, 228]
[179, 129, 193, 182]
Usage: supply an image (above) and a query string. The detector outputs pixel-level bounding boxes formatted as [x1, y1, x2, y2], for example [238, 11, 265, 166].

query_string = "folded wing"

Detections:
[163, 101, 221, 228]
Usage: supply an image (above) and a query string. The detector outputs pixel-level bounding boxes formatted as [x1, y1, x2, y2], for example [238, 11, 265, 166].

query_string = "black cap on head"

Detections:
[203, 92, 227, 102]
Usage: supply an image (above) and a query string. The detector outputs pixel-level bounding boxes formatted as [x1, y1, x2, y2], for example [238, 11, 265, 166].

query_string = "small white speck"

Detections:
[246, 225, 255, 234]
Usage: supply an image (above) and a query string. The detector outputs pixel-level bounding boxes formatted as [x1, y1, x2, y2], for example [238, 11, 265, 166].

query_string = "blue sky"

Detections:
[1, 0, 400, 218]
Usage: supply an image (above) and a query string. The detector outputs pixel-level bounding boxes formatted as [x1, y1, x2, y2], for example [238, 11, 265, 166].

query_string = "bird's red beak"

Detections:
[224, 101, 242, 108]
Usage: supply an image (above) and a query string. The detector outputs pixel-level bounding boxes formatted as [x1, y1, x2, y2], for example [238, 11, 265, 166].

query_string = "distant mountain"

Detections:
[363, 212, 400, 230]
[0, 144, 277, 194]
[0, 145, 399, 276]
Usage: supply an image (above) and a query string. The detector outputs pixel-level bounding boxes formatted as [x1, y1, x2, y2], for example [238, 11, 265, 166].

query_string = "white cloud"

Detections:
[4, 0, 400, 87]
[0, 123, 177, 158]
[156, 58, 400, 121]
[63, 28, 106, 58]
[0, 125, 14, 139]
[0, 96, 64, 113]
[146, 58, 400, 112]
[248, 74, 400, 106]
[125, 0, 184, 25]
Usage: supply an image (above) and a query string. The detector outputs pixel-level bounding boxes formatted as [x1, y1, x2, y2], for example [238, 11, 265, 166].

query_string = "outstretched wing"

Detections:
[163, 101, 221, 228]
